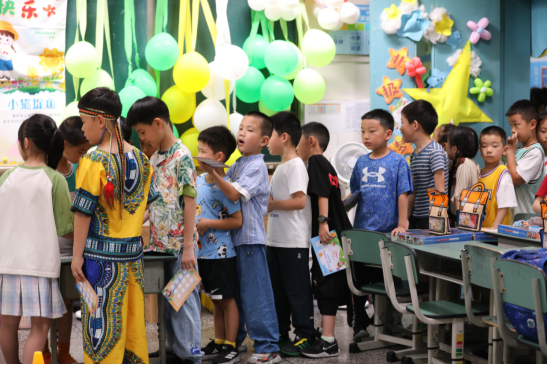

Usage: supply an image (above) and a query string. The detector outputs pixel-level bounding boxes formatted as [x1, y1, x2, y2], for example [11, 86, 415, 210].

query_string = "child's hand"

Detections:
[71, 255, 85, 282]
[507, 131, 519, 153]
[319, 223, 332, 244]
[391, 225, 407, 236]
[268, 195, 274, 213]
[196, 218, 210, 236]
[181, 248, 196, 270]
[200, 161, 215, 174]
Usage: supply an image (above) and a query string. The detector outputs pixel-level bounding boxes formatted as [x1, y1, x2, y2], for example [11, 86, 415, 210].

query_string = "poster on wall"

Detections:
[304, 100, 370, 133]
[531, 57, 547, 89]
[329, 4, 370, 56]
[0, 0, 67, 165]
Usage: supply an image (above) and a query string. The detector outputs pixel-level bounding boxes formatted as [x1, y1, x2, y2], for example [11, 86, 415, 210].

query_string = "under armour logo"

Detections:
[362, 167, 386, 183]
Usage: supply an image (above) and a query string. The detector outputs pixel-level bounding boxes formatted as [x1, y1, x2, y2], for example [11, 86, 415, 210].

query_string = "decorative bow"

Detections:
[469, 78, 494, 102]
[467, 17, 491, 44]
[405, 57, 426, 88]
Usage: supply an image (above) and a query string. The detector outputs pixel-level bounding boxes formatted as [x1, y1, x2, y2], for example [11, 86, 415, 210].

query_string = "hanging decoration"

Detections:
[380, 0, 426, 35]
[311, 0, 360, 30]
[293, 68, 325, 105]
[446, 30, 463, 49]
[380, 4, 403, 34]
[201, 61, 235, 100]
[376, 76, 403, 104]
[469, 78, 494, 102]
[467, 17, 492, 44]
[447, 48, 482, 78]
[396, 9, 429, 41]
[422, 7, 453, 44]
[387, 47, 411, 76]
[252, 0, 300, 21]
[405, 57, 426, 88]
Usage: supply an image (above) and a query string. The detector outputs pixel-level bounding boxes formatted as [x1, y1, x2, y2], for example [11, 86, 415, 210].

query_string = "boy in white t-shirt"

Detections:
[266, 112, 315, 357]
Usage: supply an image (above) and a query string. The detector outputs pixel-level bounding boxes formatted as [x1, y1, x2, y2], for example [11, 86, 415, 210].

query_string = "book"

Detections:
[192, 156, 229, 168]
[76, 279, 99, 318]
[311, 231, 349, 276]
[394, 228, 473, 245]
[163, 268, 202, 311]
[343, 191, 361, 212]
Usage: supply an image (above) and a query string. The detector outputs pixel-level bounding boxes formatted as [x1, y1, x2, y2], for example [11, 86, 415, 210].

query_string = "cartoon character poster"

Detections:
[0, 1, 67, 165]
[311, 231, 349, 276]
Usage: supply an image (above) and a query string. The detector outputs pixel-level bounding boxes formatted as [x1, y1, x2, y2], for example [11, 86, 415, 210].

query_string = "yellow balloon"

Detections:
[173, 52, 211, 94]
[180, 127, 200, 167]
[225, 149, 242, 172]
[161, 86, 196, 124]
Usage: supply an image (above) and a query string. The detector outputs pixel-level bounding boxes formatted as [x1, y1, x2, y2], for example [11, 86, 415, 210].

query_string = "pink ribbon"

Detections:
[405, 57, 426, 89]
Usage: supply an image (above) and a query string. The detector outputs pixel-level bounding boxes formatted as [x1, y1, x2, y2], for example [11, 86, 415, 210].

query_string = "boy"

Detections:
[400, 100, 449, 229]
[478, 126, 517, 228]
[201, 112, 281, 364]
[266, 112, 315, 357]
[127, 97, 202, 364]
[195, 126, 243, 364]
[296, 122, 352, 358]
[506, 100, 545, 216]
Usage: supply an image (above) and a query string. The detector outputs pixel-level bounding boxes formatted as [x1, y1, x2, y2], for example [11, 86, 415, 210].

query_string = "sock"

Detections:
[321, 335, 335, 343]
[57, 341, 71, 356]
[214, 338, 225, 345]
[224, 340, 236, 348]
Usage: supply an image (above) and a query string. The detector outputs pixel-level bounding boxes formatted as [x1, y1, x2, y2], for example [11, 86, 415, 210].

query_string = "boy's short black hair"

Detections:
[539, 112, 547, 129]
[302, 122, 330, 152]
[59, 116, 87, 146]
[480, 126, 507, 146]
[119, 117, 133, 143]
[126, 96, 172, 127]
[245, 111, 273, 138]
[401, 100, 438, 135]
[198, 126, 237, 163]
[271, 111, 302, 147]
[531, 87, 547, 110]
[361, 109, 394, 131]
[437, 124, 456, 145]
[506, 99, 539, 124]
[78, 87, 122, 119]
[448, 126, 479, 159]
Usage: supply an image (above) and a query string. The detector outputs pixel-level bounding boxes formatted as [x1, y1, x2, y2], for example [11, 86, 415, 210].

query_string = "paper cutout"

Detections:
[390, 97, 411, 131]
[403, 41, 493, 126]
[388, 135, 414, 156]
[396, 10, 430, 42]
[423, 7, 452, 44]
[387, 47, 412, 75]
[163, 268, 201, 311]
[467, 17, 492, 44]
[469, 78, 494, 102]
[435, 14, 453, 36]
[447, 48, 482, 78]
[446, 30, 462, 49]
[385, 4, 401, 21]
[376, 76, 403, 104]
[426, 68, 448, 89]
[380, 4, 403, 34]
[405, 57, 426, 88]
[401, 0, 418, 4]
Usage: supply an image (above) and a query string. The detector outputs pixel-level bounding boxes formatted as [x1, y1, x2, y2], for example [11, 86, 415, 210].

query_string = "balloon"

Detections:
[264, 41, 299, 76]
[282, 43, 304, 81]
[201, 62, 234, 100]
[312, 2, 322, 18]
[180, 127, 200, 166]
[279, 0, 298, 11]
[119, 86, 146, 118]
[280, 6, 299, 21]
[260, 75, 294, 112]
[325, 0, 343, 9]
[229, 112, 244, 138]
[214, 45, 249, 81]
[80, 69, 114, 97]
[248, 0, 266, 11]
[318, 8, 340, 30]
[161, 85, 196, 124]
[236, 66, 265, 103]
[293, 68, 325, 105]
[145, 32, 179, 71]
[265, 3, 281, 21]
[242, 34, 268, 70]
[225, 149, 242, 169]
[339, 2, 361, 24]
[126, 69, 157, 97]
[60, 101, 80, 124]
[65, 41, 99, 78]
[258, 100, 290, 117]
[173, 52, 210, 93]
[193, 99, 228, 132]
[302, 29, 336, 67]
[173, 125, 180, 139]
[331, 20, 344, 31]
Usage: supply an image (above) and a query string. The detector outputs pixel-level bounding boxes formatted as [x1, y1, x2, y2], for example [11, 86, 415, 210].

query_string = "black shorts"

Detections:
[310, 250, 350, 316]
[198, 257, 238, 300]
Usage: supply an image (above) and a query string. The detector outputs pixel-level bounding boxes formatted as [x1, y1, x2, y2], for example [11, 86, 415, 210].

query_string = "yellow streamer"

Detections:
[178, 0, 187, 57]
[200, 0, 217, 45]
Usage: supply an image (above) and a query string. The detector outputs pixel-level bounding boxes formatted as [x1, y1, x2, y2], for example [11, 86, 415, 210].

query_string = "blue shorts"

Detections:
[0, 59, 13, 71]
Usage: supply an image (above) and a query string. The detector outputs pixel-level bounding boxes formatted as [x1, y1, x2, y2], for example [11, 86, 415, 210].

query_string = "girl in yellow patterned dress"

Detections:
[70, 88, 158, 364]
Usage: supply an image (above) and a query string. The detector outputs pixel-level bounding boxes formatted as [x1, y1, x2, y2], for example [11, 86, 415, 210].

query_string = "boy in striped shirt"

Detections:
[400, 100, 449, 229]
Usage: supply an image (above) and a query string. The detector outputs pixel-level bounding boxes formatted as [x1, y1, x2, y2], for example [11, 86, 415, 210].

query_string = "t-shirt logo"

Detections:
[329, 173, 339, 188]
[362, 167, 386, 183]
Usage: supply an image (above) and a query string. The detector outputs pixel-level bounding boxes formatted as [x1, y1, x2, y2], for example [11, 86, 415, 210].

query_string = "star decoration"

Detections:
[387, 47, 411, 76]
[435, 14, 454, 36]
[446, 30, 462, 49]
[403, 40, 492, 126]
[401, 0, 418, 4]
[388, 135, 414, 156]
[396, 10, 430, 42]
[376, 76, 403, 104]
[384, 4, 402, 21]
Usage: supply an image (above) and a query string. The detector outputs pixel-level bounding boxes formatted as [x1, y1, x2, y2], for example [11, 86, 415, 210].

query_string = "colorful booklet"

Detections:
[76, 279, 99, 318]
[192, 156, 229, 168]
[163, 268, 202, 311]
[311, 231, 349, 276]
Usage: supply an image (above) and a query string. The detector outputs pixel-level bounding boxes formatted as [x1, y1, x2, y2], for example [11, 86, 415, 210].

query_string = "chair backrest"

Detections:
[384, 240, 421, 284]
[464, 244, 503, 289]
[342, 230, 389, 266]
[494, 259, 547, 312]
[514, 213, 539, 222]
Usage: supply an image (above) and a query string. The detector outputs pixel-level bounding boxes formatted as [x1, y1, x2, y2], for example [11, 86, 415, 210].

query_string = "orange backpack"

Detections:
[457, 182, 491, 232]
[427, 189, 450, 235]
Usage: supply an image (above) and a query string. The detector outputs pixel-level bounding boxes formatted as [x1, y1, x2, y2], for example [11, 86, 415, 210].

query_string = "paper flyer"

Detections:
[311, 231, 349, 276]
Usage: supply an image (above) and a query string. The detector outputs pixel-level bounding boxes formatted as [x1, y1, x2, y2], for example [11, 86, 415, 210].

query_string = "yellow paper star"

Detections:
[403, 41, 492, 126]
[388, 135, 414, 155]
[376, 76, 403, 104]
[435, 14, 454, 36]
[384, 4, 401, 21]
[401, 0, 418, 4]
[387, 47, 412, 76]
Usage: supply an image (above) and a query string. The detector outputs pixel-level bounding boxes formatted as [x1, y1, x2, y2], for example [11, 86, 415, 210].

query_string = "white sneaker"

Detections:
[246, 352, 282, 364]
[237, 342, 247, 352]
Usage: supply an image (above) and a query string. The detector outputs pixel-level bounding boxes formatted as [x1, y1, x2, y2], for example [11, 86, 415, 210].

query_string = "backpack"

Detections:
[457, 182, 490, 232]
[427, 189, 450, 235]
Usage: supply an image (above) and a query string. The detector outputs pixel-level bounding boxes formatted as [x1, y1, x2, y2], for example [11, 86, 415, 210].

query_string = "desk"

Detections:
[51, 254, 177, 364]
[481, 230, 542, 248]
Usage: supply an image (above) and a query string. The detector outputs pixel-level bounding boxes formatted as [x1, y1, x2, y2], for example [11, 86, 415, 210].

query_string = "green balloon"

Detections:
[282, 43, 304, 81]
[173, 125, 180, 138]
[243, 34, 268, 70]
[119, 86, 146, 118]
[302, 29, 336, 67]
[294, 68, 325, 105]
[145, 32, 179, 71]
[126, 69, 157, 97]
[258, 100, 290, 117]
[236, 66, 265, 103]
[80, 69, 114, 97]
[264, 41, 299, 76]
[260, 75, 294, 112]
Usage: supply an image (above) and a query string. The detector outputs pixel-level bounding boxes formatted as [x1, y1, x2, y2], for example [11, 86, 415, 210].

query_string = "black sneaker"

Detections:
[300, 338, 340, 358]
[212, 344, 240, 364]
[276, 334, 291, 349]
[281, 335, 314, 357]
[202, 339, 223, 361]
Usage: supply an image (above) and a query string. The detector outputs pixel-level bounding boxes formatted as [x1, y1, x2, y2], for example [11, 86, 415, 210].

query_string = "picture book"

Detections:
[163, 268, 201, 311]
[311, 231, 349, 276]
[192, 156, 229, 168]
[76, 279, 99, 318]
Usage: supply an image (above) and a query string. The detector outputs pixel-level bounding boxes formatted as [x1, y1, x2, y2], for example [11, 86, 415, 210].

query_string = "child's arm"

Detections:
[196, 210, 243, 236]
[181, 195, 197, 270]
[268, 191, 307, 212]
[392, 193, 409, 235]
[506, 132, 526, 186]
[318, 196, 332, 243]
[72, 213, 91, 282]
[491, 208, 509, 229]
[533, 196, 543, 214]
[201, 163, 243, 202]
[143, 209, 150, 224]
[434, 169, 446, 192]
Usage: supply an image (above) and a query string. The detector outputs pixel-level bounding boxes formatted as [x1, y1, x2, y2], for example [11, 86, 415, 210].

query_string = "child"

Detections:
[195, 126, 243, 364]
[126, 96, 202, 363]
[536, 112, 547, 176]
[478, 127, 517, 228]
[506, 100, 545, 216]
[445, 126, 480, 216]
[400, 100, 449, 229]
[433, 123, 456, 150]
[266, 112, 315, 357]
[201, 111, 281, 364]
[296, 121, 352, 358]
[0, 114, 73, 364]
[71, 88, 158, 364]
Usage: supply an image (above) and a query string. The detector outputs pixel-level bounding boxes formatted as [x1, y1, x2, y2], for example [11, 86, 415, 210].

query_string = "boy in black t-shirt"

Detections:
[296, 122, 352, 358]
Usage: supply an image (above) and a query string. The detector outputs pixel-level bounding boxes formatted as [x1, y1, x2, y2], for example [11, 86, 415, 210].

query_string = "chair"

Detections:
[514, 213, 539, 222]
[382, 240, 489, 364]
[341, 230, 427, 363]
[491, 257, 547, 362]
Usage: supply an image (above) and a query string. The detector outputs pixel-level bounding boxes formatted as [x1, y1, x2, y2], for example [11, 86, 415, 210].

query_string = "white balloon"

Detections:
[280, 5, 299, 21]
[325, 0, 344, 10]
[265, 3, 282, 21]
[194, 99, 228, 132]
[248, 0, 266, 11]
[331, 20, 344, 31]
[318, 8, 340, 30]
[214, 45, 249, 81]
[229, 113, 244, 138]
[312, 3, 322, 18]
[265, 0, 278, 6]
[339, 2, 361, 24]
[201, 62, 234, 100]
[278, 0, 298, 11]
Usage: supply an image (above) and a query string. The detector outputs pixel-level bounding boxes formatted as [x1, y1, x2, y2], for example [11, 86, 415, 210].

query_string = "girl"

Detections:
[0, 114, 74, 364]
[445, 126, 481, 218]
[434, 123, 456, 150]
[536, 112, 547, 177]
